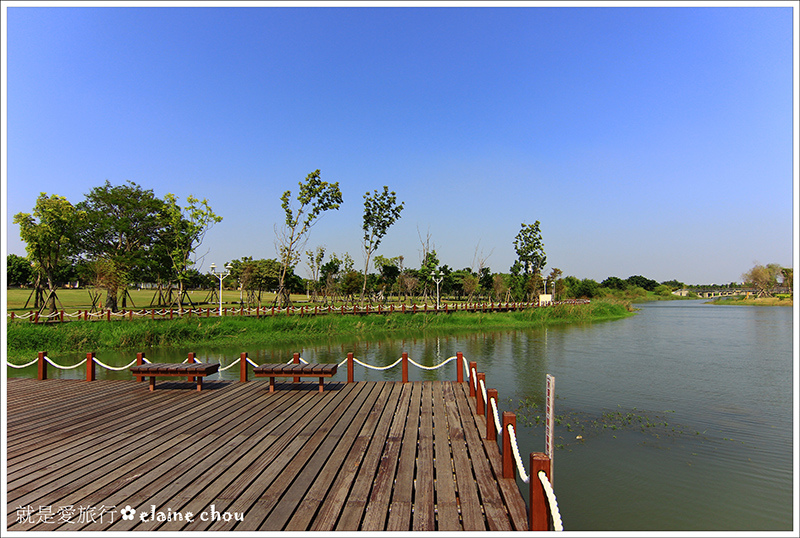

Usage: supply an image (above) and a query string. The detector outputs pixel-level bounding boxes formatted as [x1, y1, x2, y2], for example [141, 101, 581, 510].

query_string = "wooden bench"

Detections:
[253, 363, 338, 393]
[130, 362, 220, 392]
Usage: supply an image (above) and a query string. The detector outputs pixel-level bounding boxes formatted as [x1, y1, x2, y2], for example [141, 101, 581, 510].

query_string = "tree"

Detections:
[306, 246, 326, 302]
[514, 221, 547, 277]
[742, 263, 780, 297]
[77, 181, 166, 311]
[600, 276, 627, 290]
[361, 186, 404, 302]
[14, 193, 84, 313]
[626, 275, 658, 292]
[7, 254, 33, 287]
[160, 193, 222, 306]
[275, 170, 343, 307]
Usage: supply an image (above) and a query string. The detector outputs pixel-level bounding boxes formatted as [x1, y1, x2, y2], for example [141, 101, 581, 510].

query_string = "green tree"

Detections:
[7, 254, 33, 287]
[77, 181, 166, 311]
[161, 193, 222, 306]
[361, 186, 404, 303]
[654, 284, 673, 297]
[514, 221, 547, 277]
[14, 193, 84, 313]
[742, 263, 781, 297]
[275, 170, 343, 307]
[626, 275, 658, 292]
[600, 276, 627, 290]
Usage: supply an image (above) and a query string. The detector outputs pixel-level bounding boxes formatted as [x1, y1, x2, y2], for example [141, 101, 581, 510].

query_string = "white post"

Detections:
[209, 263, 232, 317]
[545, 374, 555, 484]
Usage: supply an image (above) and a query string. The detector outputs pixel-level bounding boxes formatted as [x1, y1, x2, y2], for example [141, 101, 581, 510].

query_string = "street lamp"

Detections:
[209, 263, 232, 316]
[430, 269, 444, 310]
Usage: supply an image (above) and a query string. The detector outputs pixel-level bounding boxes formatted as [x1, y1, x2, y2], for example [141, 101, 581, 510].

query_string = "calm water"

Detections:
[8, 300, 795, 531]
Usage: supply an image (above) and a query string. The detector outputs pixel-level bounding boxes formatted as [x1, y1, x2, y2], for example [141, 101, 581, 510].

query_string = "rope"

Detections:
[93, 358, 138, 371]
[407, 355, 457, 370]
[490, 396, 502, 433]
[6, 358, 40, 368]
[507, 423, 530, 483]
[479, 377, 488, 405]
[353, 357, 403, 371]
[337, 357, 349, 368]
[218, 358, 240, 371]
[463, 357, 470, 381]
[44, 356, 87, 370]
[538, 470, 564, 531]
[246, 357, 259, 367]
[471, 367, 477, 393]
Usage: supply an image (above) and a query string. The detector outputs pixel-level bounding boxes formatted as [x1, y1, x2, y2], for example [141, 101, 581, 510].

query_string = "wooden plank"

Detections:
[458, 381, 530, 530]
[453, 379, 513, 531]
[307, 382, 393, 531]
[253, 382, 381, 531]
[412, 381, 435, 531]
[386, 381, 421, 530]
[442, 380, 486, 531]
[360, 382, 413, 530]
[284, 381, 388, 530]
[334, 382, 404, 531]
[432, 380, 461, 530]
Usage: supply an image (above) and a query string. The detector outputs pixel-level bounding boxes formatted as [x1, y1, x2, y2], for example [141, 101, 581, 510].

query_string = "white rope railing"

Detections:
[93, 358, 138, 371]
[507, 423, 530, 483]
[471, 366, 478, 393]
[538, 470, 563, 531]
[490, 396, 502, 433]
[6, 358, 40, 368]
[479, 377, 488, 405]
[408, 355, 457, 370]
[44, 356, 87, 370]
[218, 358, 240, 371]
[352, 357, 403, 371]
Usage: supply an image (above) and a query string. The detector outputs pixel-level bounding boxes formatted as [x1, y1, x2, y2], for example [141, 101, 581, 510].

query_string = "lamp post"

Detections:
[209, 263, 232, 316]
[430, 269, 444, 310]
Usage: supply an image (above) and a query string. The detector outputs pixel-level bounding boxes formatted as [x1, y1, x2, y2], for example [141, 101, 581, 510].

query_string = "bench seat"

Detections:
[130, 362, 220, 391]
[253, 363, 338, 393]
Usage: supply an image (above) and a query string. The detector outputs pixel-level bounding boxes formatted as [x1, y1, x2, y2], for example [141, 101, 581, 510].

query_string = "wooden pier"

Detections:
[6, 376, 531, 531]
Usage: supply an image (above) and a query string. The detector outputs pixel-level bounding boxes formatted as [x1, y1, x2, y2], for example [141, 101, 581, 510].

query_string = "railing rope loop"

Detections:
[507, 423, 530, 483]
[92, 358, 138, 371]
[44, 356, 87, 370]
[7, 357, 40, 368]
[538, 470, 564, 531]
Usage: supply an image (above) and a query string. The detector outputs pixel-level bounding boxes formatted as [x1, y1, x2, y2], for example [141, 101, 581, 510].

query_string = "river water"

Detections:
[7, 300, 795, 531]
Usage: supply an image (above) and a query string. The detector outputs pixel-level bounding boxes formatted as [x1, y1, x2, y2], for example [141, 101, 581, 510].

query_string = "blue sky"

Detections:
[3, 3, 797, 285]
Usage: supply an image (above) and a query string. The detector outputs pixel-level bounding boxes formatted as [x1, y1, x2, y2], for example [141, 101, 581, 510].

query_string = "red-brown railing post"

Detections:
[86, 352, 96, 381]
[529, 452, 552, 531]
[136, 352, 145, 382]
[456, 352, 464, 383]
[60, 310, 64, 323]
[33, 311, 38, 324]
[347, 352, 354, 383]
[187, 352, 196, 383]
[293, 352, 300, 383]
[107, 309, 111, 322]
[240, 352, 248, 382]
[37, 351, 47, 380]
[402, 352, 409, 383]
[468, 361, 477, 397]
[476, 372, 486, 415]
[502, 412, 516, 479]
[487, 389, 498, 440]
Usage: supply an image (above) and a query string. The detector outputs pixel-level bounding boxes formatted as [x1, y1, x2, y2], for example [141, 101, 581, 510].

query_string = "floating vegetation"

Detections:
[509, 397, 716, 450]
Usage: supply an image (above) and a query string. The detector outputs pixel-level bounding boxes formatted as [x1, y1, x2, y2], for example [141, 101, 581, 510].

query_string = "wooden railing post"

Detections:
[529, 452, 552, 531]
[476, 372, 486, 415]
[86, 352, 96, 381]
[187, 352, 196, 383]
[293, 353, 300, 383]
[468, 361, 477, 397]
[402, 352, 409, 383]
[487, 388, 498, 441]
[502, 412, 516, 479]
[456, 352, 464, 383]
[240, 352, 249, 382]
[136, 352, 145, 382]
[37, 351, 47, 380]
[347, 352, 354, 383]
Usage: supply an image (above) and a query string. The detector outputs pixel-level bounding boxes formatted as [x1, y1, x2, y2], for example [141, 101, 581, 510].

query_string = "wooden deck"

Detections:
[5, 377, 528, 531]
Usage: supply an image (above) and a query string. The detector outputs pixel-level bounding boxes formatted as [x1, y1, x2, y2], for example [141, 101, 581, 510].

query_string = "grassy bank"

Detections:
[705, 296, 793, 307]
[5, 300, 633, 362]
